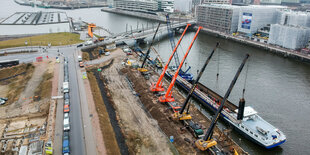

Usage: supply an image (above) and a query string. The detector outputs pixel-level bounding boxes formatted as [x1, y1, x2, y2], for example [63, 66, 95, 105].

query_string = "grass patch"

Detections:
[0, 32, 83, 49]
[87, 70, 121, 155]
[2, 64, 35, 104]
[34, 68, 54, 99]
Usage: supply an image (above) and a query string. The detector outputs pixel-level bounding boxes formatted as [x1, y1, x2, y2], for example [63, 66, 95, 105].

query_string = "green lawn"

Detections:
[0, 32, 83, 49]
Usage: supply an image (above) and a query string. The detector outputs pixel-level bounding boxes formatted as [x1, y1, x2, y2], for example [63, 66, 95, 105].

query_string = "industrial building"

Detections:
[237, 5, 285, 35]
[196, 4, 240, 33]
[0, 12, 71, 36]
[268, 24, 310, 49]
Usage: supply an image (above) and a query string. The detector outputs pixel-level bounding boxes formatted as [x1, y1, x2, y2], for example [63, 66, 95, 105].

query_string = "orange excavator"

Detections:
[158, 26, 203, 103]
[88, 23, 96, 38]
[150, 24, 191, 92]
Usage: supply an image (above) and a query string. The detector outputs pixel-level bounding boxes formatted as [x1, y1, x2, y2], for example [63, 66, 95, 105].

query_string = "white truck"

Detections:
[63, 82, 69, 93]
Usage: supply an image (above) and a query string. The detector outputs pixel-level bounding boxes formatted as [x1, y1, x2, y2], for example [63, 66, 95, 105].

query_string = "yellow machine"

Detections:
[173, 112, 192, 120]
[195, 139, 217, 151]
[137, 68, 148, 72]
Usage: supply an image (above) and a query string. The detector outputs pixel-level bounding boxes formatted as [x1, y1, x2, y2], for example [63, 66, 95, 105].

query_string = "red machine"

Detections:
[159, 26, 203, 103]
[150, 24, 191, 92]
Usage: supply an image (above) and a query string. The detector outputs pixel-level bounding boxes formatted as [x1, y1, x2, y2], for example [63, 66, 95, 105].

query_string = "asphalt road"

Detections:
[64, 47, 86, 155]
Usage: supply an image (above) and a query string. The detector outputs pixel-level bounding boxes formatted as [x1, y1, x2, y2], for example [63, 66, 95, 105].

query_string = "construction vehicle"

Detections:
[159, 26, 202, 103]
[195, 54, 250, 151]
[137, 23, 161, 73]
[174, 43, 219, 121]
[150, 24, 190, 92]
[182, 120, 204, 138]
[88, 23, 96, 38]
[166, 14, 193, 81]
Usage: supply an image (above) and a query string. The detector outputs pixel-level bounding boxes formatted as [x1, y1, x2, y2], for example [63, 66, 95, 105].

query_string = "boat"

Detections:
[165, 71, 286, 149]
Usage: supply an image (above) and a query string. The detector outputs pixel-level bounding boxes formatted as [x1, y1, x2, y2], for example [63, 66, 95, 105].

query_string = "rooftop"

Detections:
[0, 12, 69, 25]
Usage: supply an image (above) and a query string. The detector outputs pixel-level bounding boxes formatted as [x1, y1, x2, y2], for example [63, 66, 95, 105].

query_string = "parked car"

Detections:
[76, 43, 83, 48]
[64, 93, 70, 100]
[78, 55, 82, 62]
[64, 105, 70, 113]
[0, 97, 8, 101]
[64, 112, 69, 119]
[64, 99, 69, 105]
[63, 131, 69, 140]
[62, 138, 70, 154]
[63, 117, 70, 131]
[0, 99, 5, 105]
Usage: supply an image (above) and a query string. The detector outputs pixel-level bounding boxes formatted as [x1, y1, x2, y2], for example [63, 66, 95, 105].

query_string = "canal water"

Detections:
[1, 0, 310, 154]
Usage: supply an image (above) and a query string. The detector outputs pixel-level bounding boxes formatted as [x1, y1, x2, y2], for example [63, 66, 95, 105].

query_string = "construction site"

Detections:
[83, 23, 249, 154]
[0, 58, 58, 155]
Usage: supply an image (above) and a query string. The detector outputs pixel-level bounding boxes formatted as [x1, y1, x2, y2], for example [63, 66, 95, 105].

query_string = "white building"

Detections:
[260, 0, 282, 5]
[203, 0, 230, 4]
[276, 10, 310, 27]
[237, 5, 285, 35]
[158, 0, 175, 12]
[268, 24, 310, 49]
[268, 10, 310, 49]
[0, 12, 71, 36]
[114, 0, 159, 13]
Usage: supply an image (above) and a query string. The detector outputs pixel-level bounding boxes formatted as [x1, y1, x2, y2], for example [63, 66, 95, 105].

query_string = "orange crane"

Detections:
[159, 26, 203, 103]
[150, 24, 191, 92]
[88, 23, 96, 38]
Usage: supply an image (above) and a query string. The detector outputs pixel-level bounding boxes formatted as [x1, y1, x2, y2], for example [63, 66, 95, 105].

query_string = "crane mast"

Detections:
[151, 24, 191, 92]
[159, 26, 202, 103]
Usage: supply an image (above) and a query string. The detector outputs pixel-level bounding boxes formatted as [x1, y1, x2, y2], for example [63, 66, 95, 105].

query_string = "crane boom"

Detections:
[151, 24, 191, 92]
[166, 14, 180, 68]
[195, 54, 249, 151]
[159, 26, 203, 103]
[179, 42, 219, 114]
[140, 23, 161, 68]
[204, 54, 250, 141]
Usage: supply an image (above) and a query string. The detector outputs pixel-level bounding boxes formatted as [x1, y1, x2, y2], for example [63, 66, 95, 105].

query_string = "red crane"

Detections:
[159, 26, 203, 103]
[150, 24, 191, 92]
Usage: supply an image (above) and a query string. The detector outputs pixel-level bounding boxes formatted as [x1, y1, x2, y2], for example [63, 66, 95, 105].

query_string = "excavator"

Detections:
[159, 26, 203, 103]
[195, 54, 250, 151]
[174, 42, 220, 121]
[150, 23, 191, 92]
[137, 23, 161, 73]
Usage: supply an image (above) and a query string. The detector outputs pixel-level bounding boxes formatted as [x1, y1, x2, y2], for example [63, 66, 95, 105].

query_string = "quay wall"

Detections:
[196, 27, 310, 63]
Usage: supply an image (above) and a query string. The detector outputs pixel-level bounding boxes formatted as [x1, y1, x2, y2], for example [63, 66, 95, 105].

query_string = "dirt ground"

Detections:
[0, 59, 56, 154]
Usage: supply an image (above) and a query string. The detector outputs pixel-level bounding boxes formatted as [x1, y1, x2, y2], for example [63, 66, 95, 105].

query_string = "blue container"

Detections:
[170, 136, 174, 143]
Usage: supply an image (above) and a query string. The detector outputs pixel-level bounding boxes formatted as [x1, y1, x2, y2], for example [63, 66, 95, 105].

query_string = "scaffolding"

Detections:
[196, 4, 240, 33]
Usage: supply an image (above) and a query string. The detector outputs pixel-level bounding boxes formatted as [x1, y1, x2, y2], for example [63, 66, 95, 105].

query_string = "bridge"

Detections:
[81, 20, 196, 51]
